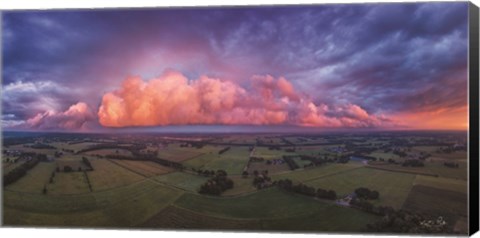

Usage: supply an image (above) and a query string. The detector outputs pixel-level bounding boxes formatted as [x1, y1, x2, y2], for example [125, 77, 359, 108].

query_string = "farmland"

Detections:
[1, 130, 469, 234]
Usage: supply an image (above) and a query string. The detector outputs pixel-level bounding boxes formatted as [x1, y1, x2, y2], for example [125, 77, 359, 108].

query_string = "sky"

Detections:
[1, 2, 470, 132]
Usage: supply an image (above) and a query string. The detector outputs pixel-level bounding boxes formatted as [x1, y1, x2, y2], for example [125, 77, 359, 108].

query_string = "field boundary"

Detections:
[366, 165, 438, 177]
[301, 166, 364, 183]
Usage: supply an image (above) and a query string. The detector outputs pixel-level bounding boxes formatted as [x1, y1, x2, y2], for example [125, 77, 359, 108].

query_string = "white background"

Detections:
[0, 0, 479, 238]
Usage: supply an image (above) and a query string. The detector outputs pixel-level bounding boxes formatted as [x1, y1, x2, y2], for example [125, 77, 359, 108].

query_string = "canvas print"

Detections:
[1, 2, 472, 235]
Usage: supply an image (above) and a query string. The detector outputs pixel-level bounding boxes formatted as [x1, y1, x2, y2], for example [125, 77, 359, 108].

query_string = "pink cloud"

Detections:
[19, 102, 95, 131]
[98, 70, 397, 128]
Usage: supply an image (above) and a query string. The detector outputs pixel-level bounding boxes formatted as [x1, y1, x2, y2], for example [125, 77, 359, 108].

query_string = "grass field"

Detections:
[3, 180, 184, 227]
[140, 205, 262, 230]
[87, 159, 145, 191]
[173, 187, 380, 231]
[110, 160, 172, 177]
[47, 172, 91, 195]
[2, 132, 467, 232]
[222, 176, 256, 196]
[153, 172, 209, 192]
[182, 153, 218, 169]
[6, 162, 56, 194]
[305, 167, 416, 208]
[246, 161, 290, 174]
[426, 160, 467, 180]
[253, 147, 295, 159]
[84, 148, 133, 157]
[292, 157, 312, 168]
[201, 146, 250, 175]
[271, 163, 363, 183]
[368, 151, 401, 160]
[156, 145, 213, 162]
[413, 175, 467, 194]
[402, 185, 467, 223]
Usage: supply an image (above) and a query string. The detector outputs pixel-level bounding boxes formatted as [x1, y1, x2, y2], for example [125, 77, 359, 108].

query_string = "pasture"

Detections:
[271, 163, 363, 183]
[110, 160, 172, 177]
[153, 172, 209, 192]
[305, 167, 416, 208]
[2, 131, 468, 233]
[87, 159, 145, 191]
[6, 162, 56, 194]
[402, 185, 467, 223]
[200, 146, 250, 175]
[3, 181, 184, 227]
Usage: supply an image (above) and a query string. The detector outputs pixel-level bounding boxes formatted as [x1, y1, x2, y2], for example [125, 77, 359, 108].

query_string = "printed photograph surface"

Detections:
[1, 2, 470, 234]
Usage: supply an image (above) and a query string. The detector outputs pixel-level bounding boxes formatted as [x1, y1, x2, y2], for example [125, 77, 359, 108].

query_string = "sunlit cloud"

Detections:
[98, 70, 395, 128]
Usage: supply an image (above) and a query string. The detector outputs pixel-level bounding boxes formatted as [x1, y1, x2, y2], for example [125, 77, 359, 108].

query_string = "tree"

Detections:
[242, 171, 249, 178]
[64, 165, 73, 172]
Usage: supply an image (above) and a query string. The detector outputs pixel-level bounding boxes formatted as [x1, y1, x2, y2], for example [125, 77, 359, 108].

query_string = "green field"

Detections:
[2, 131, 468, 233]
[305, 167, 416, 208]
[413, 175, 467, 194]
[271, 163, 363, 183]
[200, 146, 250, 175]
[110, 160, 172, 177]
[6, 162, 56, 194]
[222, 176, 257, 196]
[47, 172, 91, 195]
[175, 187, 379, 229]
[153, 172, 209, 192]
[4, 180, 184, 227]
[87, 159, 145, 191]
[402, 185, 467, 223]
[182, 153, 218, 169]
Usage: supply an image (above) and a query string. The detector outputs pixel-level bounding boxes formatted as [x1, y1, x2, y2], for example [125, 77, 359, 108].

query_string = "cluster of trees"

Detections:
[63, 165, 74, 172]
[418, 152, 431, 160]
[3, 155, 41, 186]
[267, 145, 282, 150]
[443, 162, 459, 168]
[198, 170, 234, 195]
[218, 147, 231, 155]
[350, 198, 393, 216]
[281, 138, 294, 146]
[106, 153, 184, 170]
[49, 171, 55, 183]
[180, 142, 205, 149]
[265, 158, 285, 165]
[54, 151, 63, 158]
[366, 210, 450, 233]
[76, 143, 142, 155]
[402, 159, 425, 167]
[30, 143, 56, 149]
[282, 156, 300, 170]
[275, 179, 337, 200]
[83, 171, 93, 191]
[337, 156, 350, 164]
[354, 187, 380, 200]
[393, 150, 407, 157]
[82, 157, 93, 170]
[252, 170, 272, 189]
[195, 169, 217, 177]
[387, 158, 398, 164]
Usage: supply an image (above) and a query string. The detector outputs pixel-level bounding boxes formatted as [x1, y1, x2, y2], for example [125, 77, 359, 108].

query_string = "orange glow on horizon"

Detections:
[391, 105, 468, 131]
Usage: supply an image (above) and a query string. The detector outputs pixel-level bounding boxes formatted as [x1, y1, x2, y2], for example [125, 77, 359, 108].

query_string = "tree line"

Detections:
[3, 153, 45, 186]
[198, 170, 234, 195]
[275, 179, 337, 200]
